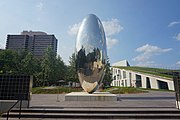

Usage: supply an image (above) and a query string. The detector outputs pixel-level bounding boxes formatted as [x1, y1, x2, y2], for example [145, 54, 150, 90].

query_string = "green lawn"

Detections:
[140, 88, 174, 92]
[32, 86, 146, 94]
[32, 86, 174, 94]
[32, 86, 83, 94]
[102, 86, 148, 94]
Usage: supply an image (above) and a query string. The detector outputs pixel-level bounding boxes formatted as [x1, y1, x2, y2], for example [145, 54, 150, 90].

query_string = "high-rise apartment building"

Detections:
[6, 31, 58, 59]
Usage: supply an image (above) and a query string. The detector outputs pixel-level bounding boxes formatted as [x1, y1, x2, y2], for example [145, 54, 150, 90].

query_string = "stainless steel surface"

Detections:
[76, 14, 107, 93]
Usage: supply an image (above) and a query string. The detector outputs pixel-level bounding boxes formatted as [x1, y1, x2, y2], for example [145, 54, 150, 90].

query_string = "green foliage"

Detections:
[66, 53, 79, 83]
[55, 55, 67, 80]
[32, 86, 82, 94]
[21, 52, 39, 75]
[0, 50, 40, 75]
[41, 47, 57, 86]
[40, 47, 67, 86]
[0, 48, 67, 87]
[140, 88, 174, 92]
[102, 57, 113, 87]
[0, 49, 18, 74]
[103, 87, 147, 94]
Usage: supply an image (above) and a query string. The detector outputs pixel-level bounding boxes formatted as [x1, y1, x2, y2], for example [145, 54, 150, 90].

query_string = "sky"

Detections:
[0, 0, 180, 69]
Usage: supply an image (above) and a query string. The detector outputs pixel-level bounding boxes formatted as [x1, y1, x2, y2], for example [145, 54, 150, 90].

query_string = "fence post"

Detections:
[173, 72, 180, 109]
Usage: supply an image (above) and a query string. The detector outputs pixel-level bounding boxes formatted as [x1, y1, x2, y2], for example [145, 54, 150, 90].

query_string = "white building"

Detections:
[111, 60, 174, 90]
[112, 60, 130, 67]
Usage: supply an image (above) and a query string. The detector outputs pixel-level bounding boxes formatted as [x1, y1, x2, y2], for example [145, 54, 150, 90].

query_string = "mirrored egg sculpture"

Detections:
[76, 14, 107, 93]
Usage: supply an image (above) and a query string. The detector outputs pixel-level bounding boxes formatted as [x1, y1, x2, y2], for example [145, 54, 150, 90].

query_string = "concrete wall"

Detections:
[0, 100, 29, 113]
[111, 67, 174, 91]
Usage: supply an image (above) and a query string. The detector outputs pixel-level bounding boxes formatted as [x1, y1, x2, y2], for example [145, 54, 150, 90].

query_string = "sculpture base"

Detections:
[65, 92, 117, 101]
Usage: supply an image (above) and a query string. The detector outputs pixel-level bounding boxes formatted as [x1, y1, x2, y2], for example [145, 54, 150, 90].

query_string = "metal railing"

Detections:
[6, 94, 26, 120]
[6, 99, 22, 120]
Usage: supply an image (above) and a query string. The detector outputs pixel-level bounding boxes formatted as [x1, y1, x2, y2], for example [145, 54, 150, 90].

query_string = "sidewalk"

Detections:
[0, 91, 177, 120]
[30, 91, 176, 108]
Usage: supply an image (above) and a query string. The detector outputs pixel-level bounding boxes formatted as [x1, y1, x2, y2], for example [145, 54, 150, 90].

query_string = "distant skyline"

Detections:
[0, 0, 180, 69]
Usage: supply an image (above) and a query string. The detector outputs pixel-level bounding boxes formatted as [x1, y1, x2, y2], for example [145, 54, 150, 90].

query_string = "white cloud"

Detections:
[176, 61, 180, 65]
[106, 37, 118, 49]
[68, 19, 123, 37]
[68, 22, 81, 36]
[136, 61, 158, 67]
[0, 43, 4, 49]
[36, 1, 44, 21]
[36, 2, 44, 11]
[102, 19, 123, 36]
[133, 44, 172, 67]
[133, 53, 151, 62]
[68, 19, 123, 49]
[168, 21, 180, 27]
[136, 44, 172, 54]
[174, 33, 180, 41]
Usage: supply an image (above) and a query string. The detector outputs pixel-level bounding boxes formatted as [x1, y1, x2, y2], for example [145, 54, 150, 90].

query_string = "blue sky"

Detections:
[0, 0, 180, 69]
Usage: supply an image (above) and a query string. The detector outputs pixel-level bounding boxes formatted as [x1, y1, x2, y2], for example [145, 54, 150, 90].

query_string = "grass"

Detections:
[32, 86, 146, 94]
[32, 86, 174, 94]
[140, 88, 174, 92]
[32, 86, 83, 94]
[102, 86, 148, 94]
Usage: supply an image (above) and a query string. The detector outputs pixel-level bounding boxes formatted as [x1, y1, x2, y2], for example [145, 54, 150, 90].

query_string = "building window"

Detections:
[129, 73, 132, 86]
[146, 77, 151, 89]
[113, 69, 116, 75]
[125, 80, 127, 87]
[123, 71, 126, 78]
[136, 74, 142, 88]
[121, 80, 124, 87]
[157, 80, 169, 90]
[117, 74, 120, 80]
[114, 76, 116, 80]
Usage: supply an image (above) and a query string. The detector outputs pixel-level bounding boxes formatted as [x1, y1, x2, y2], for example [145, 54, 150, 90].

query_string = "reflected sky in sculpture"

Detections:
[76, 14, 107, 93]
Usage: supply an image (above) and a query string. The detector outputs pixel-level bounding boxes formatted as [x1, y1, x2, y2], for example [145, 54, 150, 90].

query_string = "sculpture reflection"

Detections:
[76, 14, 107, 93]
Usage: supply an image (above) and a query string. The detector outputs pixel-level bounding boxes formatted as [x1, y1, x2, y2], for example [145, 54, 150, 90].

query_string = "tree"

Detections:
[40, 47, 67, 86]
[67, 53, 79, 83]
[103, 57, 113, 87]
[0, 48, 68, 87]
[55, 55, 67, 82]
[20, 52, 36, 75]
[0, 50, 18, 74]
[19, 52, 43, 87]
[41, 47, 57, 86]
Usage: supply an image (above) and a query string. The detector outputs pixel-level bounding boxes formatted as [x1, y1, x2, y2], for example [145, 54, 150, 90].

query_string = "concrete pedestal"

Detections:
[65, 92, 117, 101]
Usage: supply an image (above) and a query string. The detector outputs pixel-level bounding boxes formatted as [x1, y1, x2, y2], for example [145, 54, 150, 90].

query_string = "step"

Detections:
[2, 107, 180, 119]
[9, 108, 180, 114]
[3, 113, 180, 119]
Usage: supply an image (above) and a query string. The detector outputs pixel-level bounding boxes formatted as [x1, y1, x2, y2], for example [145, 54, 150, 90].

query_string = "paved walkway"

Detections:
[0, 91, 178, 120]
[30, 90, 176, 108]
